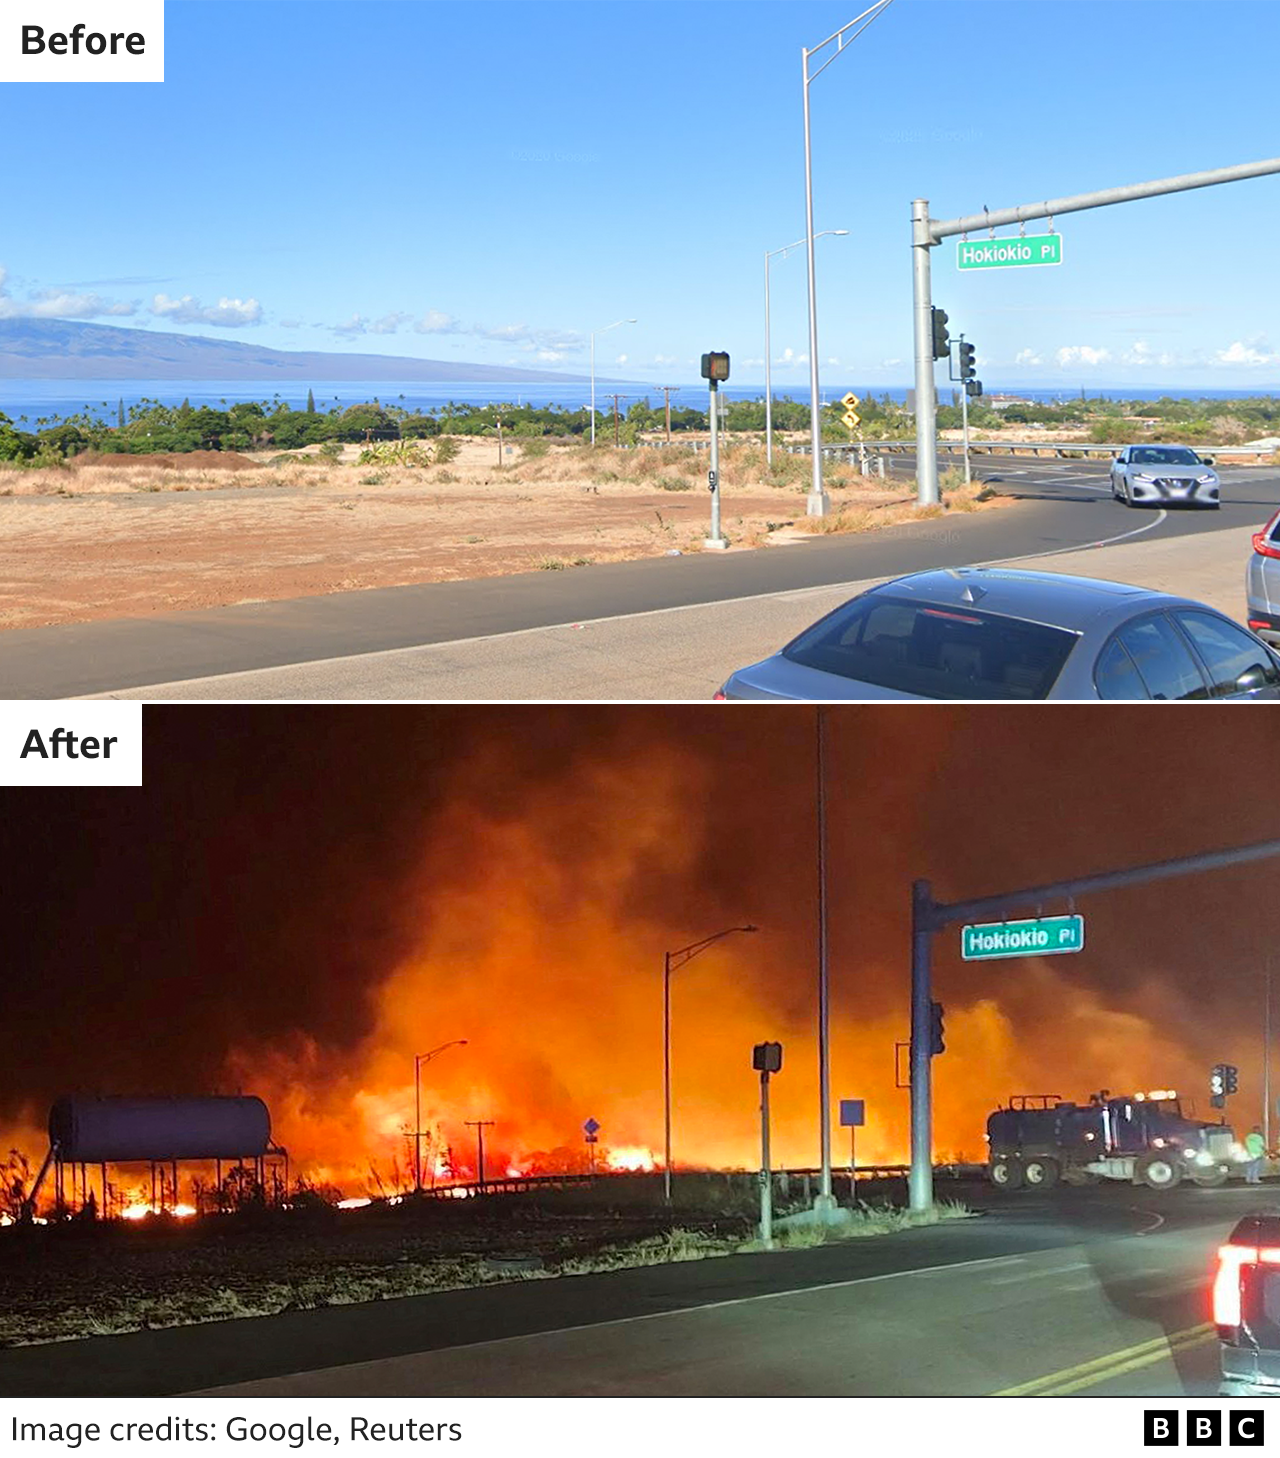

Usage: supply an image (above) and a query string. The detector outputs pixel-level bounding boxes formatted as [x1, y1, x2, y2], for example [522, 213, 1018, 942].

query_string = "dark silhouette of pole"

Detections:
[664, 925, 759, 1203]
[465, 1120, 495, 1188]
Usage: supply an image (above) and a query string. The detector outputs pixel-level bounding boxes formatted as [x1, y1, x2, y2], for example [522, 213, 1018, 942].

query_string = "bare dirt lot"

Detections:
[0, 438, 995, 630]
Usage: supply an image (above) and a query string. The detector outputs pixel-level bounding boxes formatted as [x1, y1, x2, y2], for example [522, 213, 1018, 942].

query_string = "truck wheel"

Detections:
[1192, 1166, 1229, 1189]
[989, 1156, 1024, 1190]
[1136, 1153, 1182, 1190]
[1022, 1156, 1060, 1189]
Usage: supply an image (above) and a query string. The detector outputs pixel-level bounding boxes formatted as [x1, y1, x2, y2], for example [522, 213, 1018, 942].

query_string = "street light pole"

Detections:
[663, 924, 759, 1204]
[815, 708, 835, 1214]
[765, 231, 847, 468]
[800, 1, 897, 517]
[414, 1039, 467, 1193]
[590, 318, 636, 445]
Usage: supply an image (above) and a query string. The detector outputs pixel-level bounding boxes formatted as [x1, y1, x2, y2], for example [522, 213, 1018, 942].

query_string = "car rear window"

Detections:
[782, 594, 1078, 700]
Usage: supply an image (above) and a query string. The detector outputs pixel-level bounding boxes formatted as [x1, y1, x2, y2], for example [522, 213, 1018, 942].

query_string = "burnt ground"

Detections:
[0, 1193, 753, 1347]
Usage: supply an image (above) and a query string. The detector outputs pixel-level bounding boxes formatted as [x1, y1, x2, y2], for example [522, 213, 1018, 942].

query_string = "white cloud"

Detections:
[152, 293, 263, 327]
[1055, 345, 1111, 368]
[652, 353, 677, 366]
[1014, 348, 1042, 366]
[415, 310, 463, 335]
[615, 354, 628, 365]
[1121, 339, 1180, 368]
[0, 264, 137, 320]
[1214, 338, 1278, 367]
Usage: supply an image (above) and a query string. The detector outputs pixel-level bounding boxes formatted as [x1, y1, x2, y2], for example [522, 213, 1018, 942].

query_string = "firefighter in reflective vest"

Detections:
[1244, 1126, 1266, 1185]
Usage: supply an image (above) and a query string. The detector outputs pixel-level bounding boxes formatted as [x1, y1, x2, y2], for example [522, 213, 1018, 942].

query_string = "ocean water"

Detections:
[0, 377, 1275, 424]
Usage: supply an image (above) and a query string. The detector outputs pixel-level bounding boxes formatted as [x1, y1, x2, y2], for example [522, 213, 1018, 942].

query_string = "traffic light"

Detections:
[1210, 1063, 1226, 1108]
[958, 341, 976, 380]
[965, 379, 983, 398]
[1225, 1064, 1239, 1095]
[700, 352, 730, 382]
[930, 308, 950, 360]
[929, 1000, 945, 1057]
[752, 1041, 783, 1073]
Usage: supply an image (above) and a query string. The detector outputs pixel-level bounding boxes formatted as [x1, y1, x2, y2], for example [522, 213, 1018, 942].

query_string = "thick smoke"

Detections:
[3, 706, 1278, 1183]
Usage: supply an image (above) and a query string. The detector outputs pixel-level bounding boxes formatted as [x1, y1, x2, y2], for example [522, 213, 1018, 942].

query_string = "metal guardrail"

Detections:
[416, 1163, 986, 1201]
[790, 440, 1268, 461]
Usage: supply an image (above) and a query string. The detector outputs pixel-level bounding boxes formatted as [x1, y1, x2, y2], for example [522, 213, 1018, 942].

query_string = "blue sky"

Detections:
[4, 0, 1280, 390]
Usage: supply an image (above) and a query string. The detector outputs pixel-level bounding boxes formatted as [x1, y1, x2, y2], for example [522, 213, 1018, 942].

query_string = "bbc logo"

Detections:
[1144, 1411, 1264, 1446]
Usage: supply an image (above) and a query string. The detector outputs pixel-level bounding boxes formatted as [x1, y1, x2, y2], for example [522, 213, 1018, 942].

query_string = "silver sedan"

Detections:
[1110, 443, 1220, 508]
[716, 567, 1280, 701]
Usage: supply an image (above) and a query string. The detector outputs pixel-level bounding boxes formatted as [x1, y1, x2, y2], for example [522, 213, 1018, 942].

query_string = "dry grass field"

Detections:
[0, 436, 997, 630]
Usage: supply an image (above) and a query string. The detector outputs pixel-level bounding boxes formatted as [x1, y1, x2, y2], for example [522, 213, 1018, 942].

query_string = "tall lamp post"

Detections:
[765, 229, 847, 467]
[414, 1040, 467, 1192]
[663, 924, 759, 1203]
[801, 0, 897, 515]
[590, 318, 636, 445]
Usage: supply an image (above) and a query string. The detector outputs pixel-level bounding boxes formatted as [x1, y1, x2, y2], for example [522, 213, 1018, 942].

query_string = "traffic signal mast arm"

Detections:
[909, 834, 1280, 1215]
[920, 835, 1280, 933]
[926, 155, 1280, 244]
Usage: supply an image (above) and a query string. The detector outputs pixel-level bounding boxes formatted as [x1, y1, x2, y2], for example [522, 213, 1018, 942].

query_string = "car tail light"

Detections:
[1253, 511, 1280, 559]
[1249, 619, 1274, 633]
[1212, 1242, 1280, 1327]
[712, 690, 727, 701]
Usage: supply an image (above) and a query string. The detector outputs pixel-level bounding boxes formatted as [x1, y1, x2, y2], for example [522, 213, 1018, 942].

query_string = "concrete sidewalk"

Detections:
[94, 523, 1257, 701]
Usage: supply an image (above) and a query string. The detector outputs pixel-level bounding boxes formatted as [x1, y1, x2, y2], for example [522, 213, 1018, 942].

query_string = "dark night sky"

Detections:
[2, 705, 1277, 1165]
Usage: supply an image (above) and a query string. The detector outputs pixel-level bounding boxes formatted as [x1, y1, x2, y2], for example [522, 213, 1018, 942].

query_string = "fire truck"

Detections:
[986, 1090, 1240, 1191]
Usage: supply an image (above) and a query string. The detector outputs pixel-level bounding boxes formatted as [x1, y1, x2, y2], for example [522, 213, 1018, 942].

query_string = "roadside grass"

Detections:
[0, 1199, 972, 1347]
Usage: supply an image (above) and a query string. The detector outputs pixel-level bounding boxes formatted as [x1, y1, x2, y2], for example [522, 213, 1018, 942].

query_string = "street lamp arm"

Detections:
[667, 924, 758, 974]
[415, 1039, 468, 1067]
[805, 0, 897, 85]
[767, 229, 848, 263]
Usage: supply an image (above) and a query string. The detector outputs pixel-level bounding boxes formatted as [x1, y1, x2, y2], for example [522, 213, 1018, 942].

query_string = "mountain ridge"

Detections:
[0, 318, 593, 383]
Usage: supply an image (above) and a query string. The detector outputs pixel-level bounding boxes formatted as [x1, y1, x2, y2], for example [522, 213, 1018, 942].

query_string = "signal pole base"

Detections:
[703, 537, 729, 551]
[805, 491, 831, 517]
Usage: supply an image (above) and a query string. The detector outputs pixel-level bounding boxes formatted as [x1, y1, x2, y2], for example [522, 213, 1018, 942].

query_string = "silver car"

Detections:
[1246, 506, 1280, 648]
[716, 567, 1280, 701]
[1110, 443, 1220, 508]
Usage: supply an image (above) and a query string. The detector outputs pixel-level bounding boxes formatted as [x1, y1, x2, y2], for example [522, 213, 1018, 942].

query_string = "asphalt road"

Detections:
[2, 456, 1276, 699]
[0, 1180, 1269, 1398]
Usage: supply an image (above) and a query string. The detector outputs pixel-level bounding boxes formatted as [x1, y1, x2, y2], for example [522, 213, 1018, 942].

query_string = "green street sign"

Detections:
[957, 234, 1063, 271]
[961, 913, 1084, 961]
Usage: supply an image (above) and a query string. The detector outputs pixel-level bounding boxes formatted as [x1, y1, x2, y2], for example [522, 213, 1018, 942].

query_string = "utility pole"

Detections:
[606, 394, 628, 449]
[658, 385, 680, 444]
[465, 1119, 494, 1188]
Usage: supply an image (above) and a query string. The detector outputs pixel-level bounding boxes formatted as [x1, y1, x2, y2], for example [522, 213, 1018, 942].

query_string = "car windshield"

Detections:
[782, 594, 1079, 700]
[1131, 447, 1202, 466]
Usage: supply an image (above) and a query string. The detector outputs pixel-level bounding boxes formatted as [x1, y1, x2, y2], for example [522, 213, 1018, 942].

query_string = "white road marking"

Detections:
[94, 506, 1179, 696]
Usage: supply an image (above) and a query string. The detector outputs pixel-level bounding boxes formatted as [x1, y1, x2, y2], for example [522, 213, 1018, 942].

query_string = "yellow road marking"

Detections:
[993, 1323, 1216, 1396]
